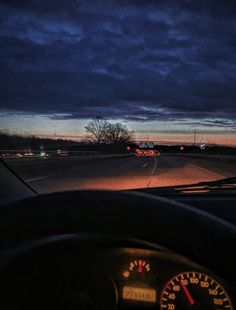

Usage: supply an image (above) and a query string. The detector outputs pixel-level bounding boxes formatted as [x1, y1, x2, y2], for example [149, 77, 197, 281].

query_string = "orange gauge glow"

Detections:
[160, 271, 233, 309]
[123, 260, 151, 278]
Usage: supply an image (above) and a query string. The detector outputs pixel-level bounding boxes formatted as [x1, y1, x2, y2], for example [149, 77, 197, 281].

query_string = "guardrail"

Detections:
[0, 150, 103, 159]
[2, 153, 134, 166]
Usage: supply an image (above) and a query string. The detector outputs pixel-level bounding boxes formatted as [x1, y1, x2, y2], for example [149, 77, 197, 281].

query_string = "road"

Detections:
[5, 154, 236, 194]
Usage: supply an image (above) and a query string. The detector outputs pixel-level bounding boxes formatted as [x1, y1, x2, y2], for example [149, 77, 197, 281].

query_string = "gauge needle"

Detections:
[138, 260, 143, 273]
[180, 280, 195, 305]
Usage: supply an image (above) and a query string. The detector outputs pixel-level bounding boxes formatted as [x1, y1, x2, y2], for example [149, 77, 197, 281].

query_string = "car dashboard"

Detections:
[0, 243, 234, 309]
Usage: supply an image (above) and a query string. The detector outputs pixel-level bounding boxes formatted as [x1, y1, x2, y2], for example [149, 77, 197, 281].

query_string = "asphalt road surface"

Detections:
[6, 154, 236, 194]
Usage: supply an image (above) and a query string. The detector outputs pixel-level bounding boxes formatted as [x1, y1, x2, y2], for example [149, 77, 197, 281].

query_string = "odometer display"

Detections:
[160, 271, 233, 309]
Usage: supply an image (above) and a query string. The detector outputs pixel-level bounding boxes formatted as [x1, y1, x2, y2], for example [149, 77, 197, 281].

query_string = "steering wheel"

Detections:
[0, 190, 235, 282]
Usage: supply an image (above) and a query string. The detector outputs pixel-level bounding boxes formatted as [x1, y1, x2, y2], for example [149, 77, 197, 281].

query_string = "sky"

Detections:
[0, 0, 236, 145]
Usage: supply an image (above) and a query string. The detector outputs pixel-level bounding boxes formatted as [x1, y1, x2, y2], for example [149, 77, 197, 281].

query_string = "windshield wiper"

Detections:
[140, 176, 236, 195]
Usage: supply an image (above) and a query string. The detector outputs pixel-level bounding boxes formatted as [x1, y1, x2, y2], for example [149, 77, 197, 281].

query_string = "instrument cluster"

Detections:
[105, 248, 234, 309]
[0, 245, 234, 309]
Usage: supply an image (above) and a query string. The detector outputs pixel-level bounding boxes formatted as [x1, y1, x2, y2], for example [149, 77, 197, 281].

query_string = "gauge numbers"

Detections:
[160, 271, 233, 309]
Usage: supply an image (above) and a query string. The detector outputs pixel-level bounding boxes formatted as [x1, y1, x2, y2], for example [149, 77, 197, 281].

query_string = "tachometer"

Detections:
[160, 271, 233, 309]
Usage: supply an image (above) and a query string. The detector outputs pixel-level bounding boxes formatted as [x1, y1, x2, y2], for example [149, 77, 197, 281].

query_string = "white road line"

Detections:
[146, 157, 158, 188]
[25, 176, 48, 183]
[142, 162, 148, 168]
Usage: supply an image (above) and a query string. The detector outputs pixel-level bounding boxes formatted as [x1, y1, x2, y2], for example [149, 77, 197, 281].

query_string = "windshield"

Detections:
[0, 1, 236, 195]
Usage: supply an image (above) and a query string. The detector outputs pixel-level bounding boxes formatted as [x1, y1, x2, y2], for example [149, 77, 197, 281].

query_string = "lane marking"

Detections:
[24, 156, 135, 184]
[142, 162, 148, 168]
[146, 157, 158, 188]
[25, 176, 48, 183]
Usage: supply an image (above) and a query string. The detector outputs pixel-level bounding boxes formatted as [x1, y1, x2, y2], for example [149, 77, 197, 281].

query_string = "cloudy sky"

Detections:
[0, 0, 236, 145]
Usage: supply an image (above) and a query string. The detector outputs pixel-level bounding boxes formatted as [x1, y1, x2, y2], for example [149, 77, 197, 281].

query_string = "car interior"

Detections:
[0, 159, 235, 309]
[0, 1, 236, 309]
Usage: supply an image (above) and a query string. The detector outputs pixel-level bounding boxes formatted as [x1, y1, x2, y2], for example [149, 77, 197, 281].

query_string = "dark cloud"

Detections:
[0, 0, 236, 126]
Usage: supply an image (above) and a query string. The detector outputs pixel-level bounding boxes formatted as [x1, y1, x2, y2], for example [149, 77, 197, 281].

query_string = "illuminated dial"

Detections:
[160, 271, 233, 309]
[122, 259, 151, 279]
[121, 259, 156, 304]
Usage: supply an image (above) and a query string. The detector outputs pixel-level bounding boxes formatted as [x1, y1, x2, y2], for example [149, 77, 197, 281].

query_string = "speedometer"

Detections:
[160, 271, 233, 309]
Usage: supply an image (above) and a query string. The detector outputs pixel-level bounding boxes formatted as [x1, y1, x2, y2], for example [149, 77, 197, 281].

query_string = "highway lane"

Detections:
[7, 154, 236, 194]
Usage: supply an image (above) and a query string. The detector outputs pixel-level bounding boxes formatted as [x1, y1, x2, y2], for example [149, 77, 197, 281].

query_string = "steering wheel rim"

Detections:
[0, 190, 235, 281]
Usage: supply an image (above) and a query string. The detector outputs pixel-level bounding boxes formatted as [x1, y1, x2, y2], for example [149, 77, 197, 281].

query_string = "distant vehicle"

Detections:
[24, 151, 34, 157]
[57, 149, 68, 156]
[135, 148, 158, 156]
[40, 151, 49, 159]
[135, 142, 159, 156]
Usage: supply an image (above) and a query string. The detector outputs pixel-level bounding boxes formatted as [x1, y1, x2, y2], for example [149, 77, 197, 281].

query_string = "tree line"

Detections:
[85, 119, 134, 144]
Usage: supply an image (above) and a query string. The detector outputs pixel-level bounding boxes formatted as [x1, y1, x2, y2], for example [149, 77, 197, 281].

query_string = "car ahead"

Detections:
[135, 147, 160, 156]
